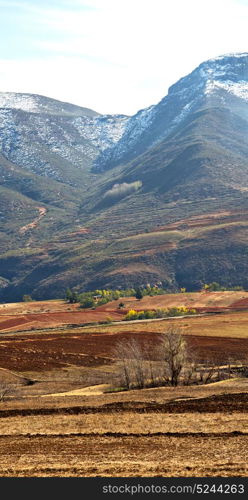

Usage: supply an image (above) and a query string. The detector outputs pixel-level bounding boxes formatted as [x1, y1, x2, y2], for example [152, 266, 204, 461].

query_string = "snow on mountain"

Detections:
[0, 93, 129, 183]
[0, 93, 40, 113]
[0, 92, 99, 117]
[205, 79, 248, 100]
[72, 114, 129, 152]
[1, 53, 248, 180]
[95, 53, 248, 171]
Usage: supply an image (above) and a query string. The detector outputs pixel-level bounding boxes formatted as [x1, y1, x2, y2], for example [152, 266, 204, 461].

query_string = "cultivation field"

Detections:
[83, 309, 248, 338]
[100, 290, 248, 312]
[0, 313, 248, 377]
[0, 382, 247, 476]
[0, 309, 124, 332]
[0, 295, 247, 477]
[1, 291, 248, 333]
[0, 433, 246, 477]
[0, 300, 75, 315]
[0, 388, 247, 477]
[0, 298, 125, 332]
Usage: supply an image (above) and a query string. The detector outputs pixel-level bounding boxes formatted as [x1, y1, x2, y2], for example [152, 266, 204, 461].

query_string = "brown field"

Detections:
[82, 309, 248, 338]
[1, 290, 248, 334]
[0, 433, 246, 477]
[0, 387, 247, 477]
[0, 293, 248, 477]
[1, 312, 248, 375]
[0, 309, 124, 332]
[101, 290, 248, 311]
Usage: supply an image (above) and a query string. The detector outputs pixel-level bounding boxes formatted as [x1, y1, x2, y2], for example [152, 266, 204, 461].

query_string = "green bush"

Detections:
[124, 310, 139, 321]
[23, 294, 32, 302]
[80, 297, 95, 308]
[124, 307, 196, 321]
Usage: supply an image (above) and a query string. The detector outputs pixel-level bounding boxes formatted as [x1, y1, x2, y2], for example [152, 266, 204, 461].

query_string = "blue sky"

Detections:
[0, 0, 247, 115]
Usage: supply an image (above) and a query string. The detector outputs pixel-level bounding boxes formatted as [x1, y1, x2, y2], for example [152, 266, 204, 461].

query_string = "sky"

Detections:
[0, 0, 247, 115]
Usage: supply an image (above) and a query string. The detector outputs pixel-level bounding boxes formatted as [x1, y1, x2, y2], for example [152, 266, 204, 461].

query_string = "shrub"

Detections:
[124, 310, 139, 321]
[144, 310, 157, 319]
[135, 288, 143, 300]
[105, 316, 113, 323]
[23, 294, 32, 302]
[124, 307, 196, 321]
[104, 181, 142, 201]
[80, 297, 94, 308]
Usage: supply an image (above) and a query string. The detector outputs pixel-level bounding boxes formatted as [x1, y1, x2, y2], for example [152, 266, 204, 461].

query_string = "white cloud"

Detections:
[0, 57, 139, 115]
[0, 0, 248, 114]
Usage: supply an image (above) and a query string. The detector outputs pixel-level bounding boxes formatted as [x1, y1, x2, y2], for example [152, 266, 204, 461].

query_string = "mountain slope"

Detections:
[95, 52, 248, 171]
[0, 92, 129, 186]
[1, 55, 248, 299]
[86, 53, 248, 234]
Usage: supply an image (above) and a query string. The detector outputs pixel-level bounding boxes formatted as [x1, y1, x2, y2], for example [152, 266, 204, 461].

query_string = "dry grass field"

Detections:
[0, 292, 248, 476]
[1, 290, 248, 333]
[101, 290, 248, 311]
[0, 385, 247, 477]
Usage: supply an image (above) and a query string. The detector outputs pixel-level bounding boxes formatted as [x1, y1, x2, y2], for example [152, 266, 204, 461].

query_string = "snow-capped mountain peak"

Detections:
[95, 53, 248, 171]
[0, 92, 100, 117]
[0, 92, 41, 113]
[0, 92, 130, 184]
[168, 53, 248, 96]
[1, 53, 248, 179]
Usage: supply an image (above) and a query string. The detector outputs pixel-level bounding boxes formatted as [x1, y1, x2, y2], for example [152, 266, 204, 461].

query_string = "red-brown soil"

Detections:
[0, 392, 247, 417]
[0, 327, 248, 372]
[152, 210, 244, 232]
[0, 432, 246, 477]
[1, 291, 248, 334]
[0, 309, 124, 332]
[100, 291, 248, 313]
[228, 297, 248, 309]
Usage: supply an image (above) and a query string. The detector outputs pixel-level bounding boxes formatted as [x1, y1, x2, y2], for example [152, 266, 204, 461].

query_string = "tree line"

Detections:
[113, 326, 244, 391]
[124, 306, 196, 321]
[65, 284, 169, 308]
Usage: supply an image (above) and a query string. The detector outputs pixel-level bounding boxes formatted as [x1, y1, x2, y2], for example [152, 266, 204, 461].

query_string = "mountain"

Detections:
[1, 54, 248, 300]
[0, 92, 129, 184]
[96, 52, 248, 171]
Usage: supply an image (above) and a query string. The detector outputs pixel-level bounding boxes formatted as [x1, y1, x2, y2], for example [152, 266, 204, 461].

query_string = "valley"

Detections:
[0, 291, 247, 476]
[1, 54, 248, 298]
[1, 53, 248, 478]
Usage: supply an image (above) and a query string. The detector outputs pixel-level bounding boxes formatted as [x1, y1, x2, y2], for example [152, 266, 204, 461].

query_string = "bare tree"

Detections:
[197, 355, 219, 384]
[143, 344, 157, 387]
[129, 339, 147, 388]
[0, 382, 15, 402]
[114, 339, 133, 389]
[114, 327, 231, 390]
[183, 360, 198, 385]
[158, 327, 187, 386]
[114, 338, 147, 389]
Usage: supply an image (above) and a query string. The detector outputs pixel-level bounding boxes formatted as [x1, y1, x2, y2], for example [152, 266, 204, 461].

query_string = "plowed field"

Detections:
[0, 393, 247, 477]
[1, 291, 248, 334]
[1, 329, 248, 373]
[0, 310, 124, 332]
[0, 294, 248, 477]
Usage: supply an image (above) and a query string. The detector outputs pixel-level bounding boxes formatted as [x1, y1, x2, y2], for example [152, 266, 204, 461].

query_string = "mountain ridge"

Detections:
[1, 53, 248, 300]
[94, 52, 248, 171]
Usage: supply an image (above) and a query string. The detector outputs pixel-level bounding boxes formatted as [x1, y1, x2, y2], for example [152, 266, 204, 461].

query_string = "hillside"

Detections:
[0, 291, 248, 477]
[1, 54, 248, 299]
